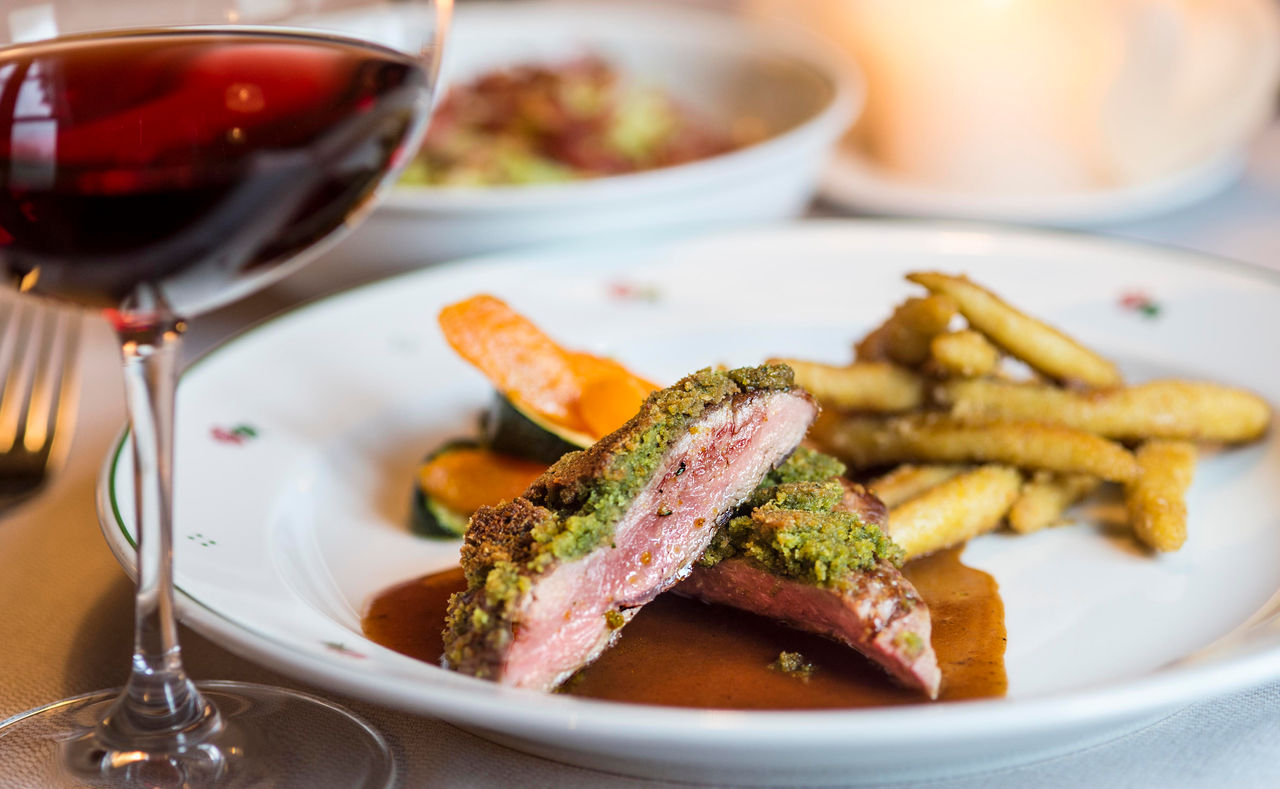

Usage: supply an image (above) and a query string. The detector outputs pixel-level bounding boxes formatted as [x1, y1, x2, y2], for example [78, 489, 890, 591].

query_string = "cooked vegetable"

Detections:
[1008, 472, 1101, 534]
[929, 329, 1000, 378]
[412, 486, 470, 538]
[906, 272, 1122, 387]
[1126, 441, 1196, 551]
[403, 57, 745, 187]
[576, 364, 655, 439]
[413, 440, 548, 537]
[439, 294, 587, 431]
[775, 359, 925, 413]
[938, 378, 1271, 444]
[812, 412, 1138, 482]
[485, 393, 591, 464]
[439, 294, 656, 450]
[855, 294, 958, 367]
[886, 465, 1022, 559]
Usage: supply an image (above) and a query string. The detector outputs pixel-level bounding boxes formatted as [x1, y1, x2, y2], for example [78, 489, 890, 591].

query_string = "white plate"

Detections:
[821, 145, 1245, 228]
[99, 221, 1280, 785]
[284, 1, 858, 296]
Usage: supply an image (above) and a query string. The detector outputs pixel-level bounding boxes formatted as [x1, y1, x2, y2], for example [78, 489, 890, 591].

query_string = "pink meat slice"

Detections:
[676, 480, 942, 698]
[445, 384, 817, 691]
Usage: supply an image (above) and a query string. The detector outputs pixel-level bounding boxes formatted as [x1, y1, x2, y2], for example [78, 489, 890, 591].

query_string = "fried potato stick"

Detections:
[930, 329, 1000, 378]
[1007, 472, 1101, 534]
[868, 464, 966, 508]
[1126, 440, 1196, 552]
[775, 358, 925, 413]
[812, 412, 1138, 482]
[887, 465, 1022, 559]
[906, 272, 1121, 388]
[938, 378, 1271, 444]
[855, 294, 957, 367]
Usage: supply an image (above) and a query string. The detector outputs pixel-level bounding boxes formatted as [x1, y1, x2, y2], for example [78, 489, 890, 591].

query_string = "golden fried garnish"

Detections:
[887, 465, 1022, 559]
[937, 378, 1271, 444]
[775, 359, 925, 413]
[868, 464, 966, 508]
[906, 272, 1121, 388]
[1126, 441, 1196, 552]
[812, 412, 1138, 482]
[929, 329, 1000, 378]
[1008, 472, 1101, 534]
[855, 294, 957, 367]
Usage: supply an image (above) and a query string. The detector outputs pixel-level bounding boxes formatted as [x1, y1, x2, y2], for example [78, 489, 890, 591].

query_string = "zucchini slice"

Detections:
[411, 486, 471, 538]
[411, 438, 550, 538]
[411, 439, 482, 538]
[484, 393, 594, 464]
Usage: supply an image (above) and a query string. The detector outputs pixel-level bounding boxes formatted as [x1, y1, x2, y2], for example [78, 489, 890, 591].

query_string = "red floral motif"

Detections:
[211, 424, 259, 445]
[607, 281, 661, 303]
[323, 641, 367, 659]
[1119, 291, 1161, 319]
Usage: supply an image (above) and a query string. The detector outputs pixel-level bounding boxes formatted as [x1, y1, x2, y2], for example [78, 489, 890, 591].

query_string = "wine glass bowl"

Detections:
[0, 2, 448, 786]
[1, 18, 438, 323]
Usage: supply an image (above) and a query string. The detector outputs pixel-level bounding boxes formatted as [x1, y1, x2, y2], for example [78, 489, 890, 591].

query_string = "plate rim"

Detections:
[819, 145, 1245, 228]
[97, 218, 1280, 745]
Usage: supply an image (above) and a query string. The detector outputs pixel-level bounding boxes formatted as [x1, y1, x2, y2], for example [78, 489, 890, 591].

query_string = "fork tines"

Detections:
[0, 300, 81, 469]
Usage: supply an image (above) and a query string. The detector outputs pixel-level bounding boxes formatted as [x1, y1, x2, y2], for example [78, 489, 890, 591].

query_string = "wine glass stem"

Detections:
[97, 317, 220, 751]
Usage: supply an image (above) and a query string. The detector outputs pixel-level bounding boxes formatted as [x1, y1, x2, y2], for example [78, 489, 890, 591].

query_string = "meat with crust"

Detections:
[678, 449, 942, 698]
[443, 365, 817, 690]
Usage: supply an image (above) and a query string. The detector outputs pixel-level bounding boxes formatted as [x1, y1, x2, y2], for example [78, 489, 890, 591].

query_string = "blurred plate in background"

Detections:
[280, 1, 858, 298]
[821, 144, 1246, 228]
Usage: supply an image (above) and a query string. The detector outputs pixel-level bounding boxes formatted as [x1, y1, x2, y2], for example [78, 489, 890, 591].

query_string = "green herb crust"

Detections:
[769, 650, 816, 680]
[444, 364, 801, 676]
[761, 446, 847, 487]
[743, 480, 845, 512]
[893, 630, 926, 660]
[520, 363, 797, 566]
[701, 449, 904, 585]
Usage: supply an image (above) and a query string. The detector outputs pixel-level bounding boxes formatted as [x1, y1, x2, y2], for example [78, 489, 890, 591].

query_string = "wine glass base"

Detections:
[0, 680, 396, 788]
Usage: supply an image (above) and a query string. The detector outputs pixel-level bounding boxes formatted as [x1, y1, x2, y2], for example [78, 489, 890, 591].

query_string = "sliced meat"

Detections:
[677, 453, 942, 698]
[837, 478, 888, 528]
[679, 558, 939, 697]
[443, 365, 817, 690]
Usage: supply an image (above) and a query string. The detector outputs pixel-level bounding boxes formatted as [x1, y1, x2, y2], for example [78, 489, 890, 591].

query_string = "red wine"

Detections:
[0, 29, 431, 323]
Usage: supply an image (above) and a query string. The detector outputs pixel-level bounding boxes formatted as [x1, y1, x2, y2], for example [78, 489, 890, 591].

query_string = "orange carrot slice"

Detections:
[578, 373, 655, 438]
[568, 351, 659, 391]
[438, 295, 585, 430]
[418, 447, 547, 515]
[439, 295, 659, 440]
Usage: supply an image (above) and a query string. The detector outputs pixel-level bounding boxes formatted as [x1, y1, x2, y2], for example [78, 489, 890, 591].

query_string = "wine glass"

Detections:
[0, 1, 449, 786]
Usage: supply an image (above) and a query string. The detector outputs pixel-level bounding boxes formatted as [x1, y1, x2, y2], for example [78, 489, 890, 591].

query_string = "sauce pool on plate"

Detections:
[361, 545, 1006, 708]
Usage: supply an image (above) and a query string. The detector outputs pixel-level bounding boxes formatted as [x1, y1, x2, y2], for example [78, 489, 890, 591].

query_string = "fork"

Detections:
[0, 299, 81, 510]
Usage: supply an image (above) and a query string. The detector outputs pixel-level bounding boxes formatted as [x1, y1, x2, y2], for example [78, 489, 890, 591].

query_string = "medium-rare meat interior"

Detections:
[443, 365, 818, 689]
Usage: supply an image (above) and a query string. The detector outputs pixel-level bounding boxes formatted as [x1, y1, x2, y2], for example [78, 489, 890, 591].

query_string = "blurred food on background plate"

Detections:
[401, 56, 760, 187]
[283, 1, 856, 294]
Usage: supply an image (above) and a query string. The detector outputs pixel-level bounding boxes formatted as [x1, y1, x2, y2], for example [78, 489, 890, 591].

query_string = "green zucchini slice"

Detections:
[410, 439, 481, 538]
[484, 393, 594, 464]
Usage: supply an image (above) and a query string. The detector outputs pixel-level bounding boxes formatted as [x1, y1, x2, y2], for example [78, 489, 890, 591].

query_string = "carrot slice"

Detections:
[568, 351, 659, 390]
[577, 373, 655, 439]
[439, 295, 659, 440]
[438, 295, 584, 429]
[418, 447, 548, 515]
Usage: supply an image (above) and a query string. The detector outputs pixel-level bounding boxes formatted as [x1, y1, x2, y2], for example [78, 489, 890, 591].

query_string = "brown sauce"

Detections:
[361, 545, 1006, 709]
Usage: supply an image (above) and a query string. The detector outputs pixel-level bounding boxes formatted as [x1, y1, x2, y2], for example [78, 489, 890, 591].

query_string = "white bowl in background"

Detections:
[279, 1, 859, 297]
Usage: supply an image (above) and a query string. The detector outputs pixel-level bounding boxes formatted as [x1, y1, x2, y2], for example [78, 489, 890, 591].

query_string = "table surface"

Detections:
[3, 119, 1280, 788]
